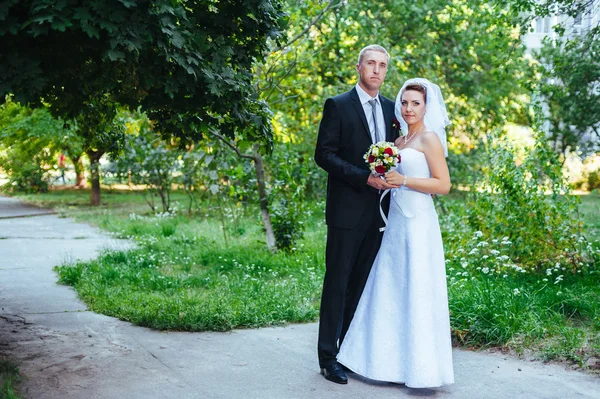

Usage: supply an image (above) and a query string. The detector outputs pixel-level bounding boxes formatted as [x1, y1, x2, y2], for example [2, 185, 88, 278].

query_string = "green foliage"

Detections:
[587, 169, 600, 191]
[536, 30, 600, 156]
[442, 130, 598, 277]
[254, 0, 537, 203]
[0, 358, 23, 399]
[0, 0, 285, 148]
[258, 0, 535, 156]
[501, 0, 596, 21]
[271, 198, 304, 252]
[106, 113, 179, 212]
[1, 155, 49, 193]
[0, 97, 78, 192]
[74, 95, 125, 158]
[269, 144, 309, 251]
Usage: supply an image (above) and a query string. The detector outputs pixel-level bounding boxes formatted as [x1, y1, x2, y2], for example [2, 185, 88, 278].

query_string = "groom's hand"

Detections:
[367, 174, 399, 190]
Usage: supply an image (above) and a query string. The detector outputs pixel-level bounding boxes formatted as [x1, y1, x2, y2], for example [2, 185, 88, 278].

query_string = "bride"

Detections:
[336, 78, 455, 388]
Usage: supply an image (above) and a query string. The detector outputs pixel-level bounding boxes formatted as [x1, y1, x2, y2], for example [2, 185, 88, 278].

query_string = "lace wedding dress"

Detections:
[337, 148, 454, 388]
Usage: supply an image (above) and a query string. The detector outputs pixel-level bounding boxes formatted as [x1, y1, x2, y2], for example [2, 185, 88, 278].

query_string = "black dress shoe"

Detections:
[320, 363, 348, 384]
[339, 363, 351, 372]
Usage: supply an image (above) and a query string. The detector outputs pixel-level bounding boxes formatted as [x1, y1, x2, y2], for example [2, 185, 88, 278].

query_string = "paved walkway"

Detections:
[1, 195, 599, 399]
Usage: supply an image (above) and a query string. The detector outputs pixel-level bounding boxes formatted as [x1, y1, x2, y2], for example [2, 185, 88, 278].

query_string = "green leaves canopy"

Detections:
[0, 0, 284, 146]
[258, 0, 535, 154]
[537, 30, 600, 155]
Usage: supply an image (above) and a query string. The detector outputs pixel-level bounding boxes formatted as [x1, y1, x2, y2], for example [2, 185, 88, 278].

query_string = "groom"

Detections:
[314, 44, 399, 384]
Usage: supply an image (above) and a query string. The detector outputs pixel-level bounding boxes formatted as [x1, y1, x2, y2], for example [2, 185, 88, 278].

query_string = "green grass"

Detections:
[28, 189, 327, 330]
[0, 359, 22, 399]
[579, 192, 600, 243]
[448, 274, 600, 366]
[12, 189, 600, 371]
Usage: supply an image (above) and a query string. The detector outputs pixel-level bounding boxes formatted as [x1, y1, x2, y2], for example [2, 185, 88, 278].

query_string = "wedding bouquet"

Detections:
[364, 141, 401, 176]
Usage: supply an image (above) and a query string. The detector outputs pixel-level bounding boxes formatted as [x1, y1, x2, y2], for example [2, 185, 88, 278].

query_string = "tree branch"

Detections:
[271, 0, 340, 53]
[206, 128, 255, 160]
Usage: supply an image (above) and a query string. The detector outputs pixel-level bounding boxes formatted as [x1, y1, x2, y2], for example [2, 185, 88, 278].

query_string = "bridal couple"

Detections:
[314, 44, 454, 388]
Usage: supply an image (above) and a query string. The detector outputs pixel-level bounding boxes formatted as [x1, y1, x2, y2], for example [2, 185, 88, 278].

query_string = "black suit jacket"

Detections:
[315, 87, 398, 229]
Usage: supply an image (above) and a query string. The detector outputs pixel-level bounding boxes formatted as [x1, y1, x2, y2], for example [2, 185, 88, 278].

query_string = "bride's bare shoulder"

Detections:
[421, 131, 442, 146]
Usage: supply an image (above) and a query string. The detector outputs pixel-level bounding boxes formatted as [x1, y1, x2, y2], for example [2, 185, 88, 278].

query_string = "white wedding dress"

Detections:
[337, 148, 454, 388]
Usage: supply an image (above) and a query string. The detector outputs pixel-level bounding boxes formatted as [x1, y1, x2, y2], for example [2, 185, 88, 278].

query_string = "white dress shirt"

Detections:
[356, 83, 385, 143]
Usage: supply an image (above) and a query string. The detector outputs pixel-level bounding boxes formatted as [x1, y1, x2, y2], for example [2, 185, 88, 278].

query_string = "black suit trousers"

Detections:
[317, 194, 385, 368]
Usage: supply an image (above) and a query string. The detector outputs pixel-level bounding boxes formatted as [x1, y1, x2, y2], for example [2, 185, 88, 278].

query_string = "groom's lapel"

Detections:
[350, 88, 372, 142]
[379, 95, 392, 142]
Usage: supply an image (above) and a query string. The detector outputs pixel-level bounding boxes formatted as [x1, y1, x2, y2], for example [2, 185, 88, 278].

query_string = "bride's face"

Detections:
[400, 90, 426, 126]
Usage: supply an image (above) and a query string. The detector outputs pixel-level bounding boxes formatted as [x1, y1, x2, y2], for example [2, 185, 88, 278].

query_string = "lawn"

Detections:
[12, 188, 600, 371]
[580, 192, 600, 243]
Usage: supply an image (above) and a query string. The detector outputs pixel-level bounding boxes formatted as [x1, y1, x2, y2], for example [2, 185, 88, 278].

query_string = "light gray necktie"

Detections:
[368, 99, 381, 143]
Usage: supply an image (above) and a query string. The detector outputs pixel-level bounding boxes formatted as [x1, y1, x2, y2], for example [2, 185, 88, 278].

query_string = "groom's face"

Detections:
[356, 50, 388, 92]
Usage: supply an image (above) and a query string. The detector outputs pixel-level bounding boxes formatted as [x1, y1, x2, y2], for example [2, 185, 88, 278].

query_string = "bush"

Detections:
[271, 198, 304, 252]
[587, 169, 600, 191]
[268, 144, 308, 251]
[441, 130, 598, 279]
[0, 150, 51, 193]
[106, 118, 180, 212]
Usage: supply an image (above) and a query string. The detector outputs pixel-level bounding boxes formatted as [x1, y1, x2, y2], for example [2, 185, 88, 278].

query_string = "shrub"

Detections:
[587, 169, 600, 191]
[268, 144, 308, 251]
[106, 119, 180, 212]
[0, 149, 51, 193]
[441, 130, 598, 280]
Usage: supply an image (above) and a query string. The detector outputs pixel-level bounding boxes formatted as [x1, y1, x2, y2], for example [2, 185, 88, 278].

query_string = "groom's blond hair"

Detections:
[357, 45, 390, 66]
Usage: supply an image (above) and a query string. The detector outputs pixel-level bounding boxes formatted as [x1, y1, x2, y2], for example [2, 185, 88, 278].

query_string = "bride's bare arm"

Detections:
[385, 132, 451, 195]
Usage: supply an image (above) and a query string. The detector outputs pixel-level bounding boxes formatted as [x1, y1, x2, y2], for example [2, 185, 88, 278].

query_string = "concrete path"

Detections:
[1, 196, 599, 399]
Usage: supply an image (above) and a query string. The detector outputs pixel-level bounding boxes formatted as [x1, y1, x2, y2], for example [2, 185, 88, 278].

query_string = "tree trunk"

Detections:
[70, 155, 85, 187]
[86, 150, 103, 206]
[253, 147, 276, 252]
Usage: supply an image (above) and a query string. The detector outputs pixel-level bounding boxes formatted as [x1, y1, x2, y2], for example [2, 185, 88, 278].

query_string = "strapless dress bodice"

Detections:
[392, 148, 434, 218]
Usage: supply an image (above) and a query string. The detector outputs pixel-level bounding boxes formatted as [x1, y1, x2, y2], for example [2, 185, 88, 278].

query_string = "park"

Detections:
[1, 1, 599, 398]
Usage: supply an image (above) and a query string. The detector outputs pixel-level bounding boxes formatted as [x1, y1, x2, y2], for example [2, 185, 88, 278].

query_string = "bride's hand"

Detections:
[385, 170, 404, 185]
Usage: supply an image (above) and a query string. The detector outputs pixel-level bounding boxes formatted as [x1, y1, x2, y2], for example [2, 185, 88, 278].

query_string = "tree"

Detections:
[537, 30, 600, 156]
[107, 112, 180, 212]
[259, 0, 535, 151]
[73, 95, 125, 205]
[499, 0, 600, 156]
[501, 0, 598, 28]
[251, 0, 537, 202]
[0, 0, 285, 203]
[0, 97, 83, 192]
